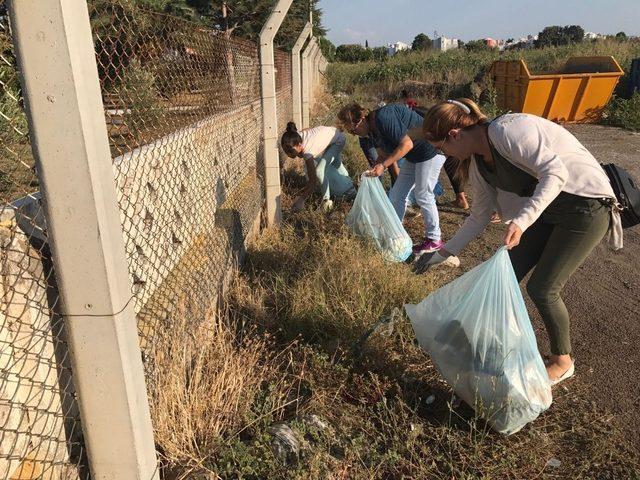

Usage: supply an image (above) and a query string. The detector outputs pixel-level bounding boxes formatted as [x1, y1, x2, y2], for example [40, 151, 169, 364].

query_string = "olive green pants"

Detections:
[509, 193, 610, 355]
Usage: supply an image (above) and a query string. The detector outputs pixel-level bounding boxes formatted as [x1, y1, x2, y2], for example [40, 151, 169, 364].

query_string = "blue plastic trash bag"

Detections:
[404, 247, 552, 434]
[346, 174, 413, 262]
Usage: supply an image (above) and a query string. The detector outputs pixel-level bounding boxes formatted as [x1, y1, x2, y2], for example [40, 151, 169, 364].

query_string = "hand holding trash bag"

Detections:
[504, 222, 523, 249]
[365, 162, 386, 178]
[405, 247, 552, 434]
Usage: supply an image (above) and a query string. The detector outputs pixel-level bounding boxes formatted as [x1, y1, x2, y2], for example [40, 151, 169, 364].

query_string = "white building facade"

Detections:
[387, 41, 411, 55]
[432, 36, 459, 51]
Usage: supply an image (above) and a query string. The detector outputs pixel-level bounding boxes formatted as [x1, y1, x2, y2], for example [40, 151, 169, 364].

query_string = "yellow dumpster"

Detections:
[490, 56, 624, 123]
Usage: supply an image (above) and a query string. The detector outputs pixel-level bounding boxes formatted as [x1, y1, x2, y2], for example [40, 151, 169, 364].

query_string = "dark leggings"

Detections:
[443, 156, 464, 194]
[509, 194, 610, 355]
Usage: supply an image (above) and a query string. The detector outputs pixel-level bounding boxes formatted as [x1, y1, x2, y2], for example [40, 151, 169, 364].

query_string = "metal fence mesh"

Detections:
[89, 0, 293, 452]
[0, 8, 87, 480]
[2, 0, 308, 474]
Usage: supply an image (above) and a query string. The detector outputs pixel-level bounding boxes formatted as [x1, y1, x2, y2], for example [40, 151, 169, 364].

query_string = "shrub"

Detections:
[603, 92, 640, 131]
[116, 59, 165, 136]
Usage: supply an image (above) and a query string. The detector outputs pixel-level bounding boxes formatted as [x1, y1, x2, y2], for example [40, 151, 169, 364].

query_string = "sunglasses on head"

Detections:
[347, 118, 363, 134]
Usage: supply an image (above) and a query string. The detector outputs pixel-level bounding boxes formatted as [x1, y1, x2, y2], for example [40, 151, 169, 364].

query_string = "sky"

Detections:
[318, 0, 640, 46]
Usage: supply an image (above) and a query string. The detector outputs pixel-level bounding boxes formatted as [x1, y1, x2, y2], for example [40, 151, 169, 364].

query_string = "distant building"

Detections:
[502, 35, 538, 50]
[432, 36, 459, 51]
[484, 38, 499, 48]
[387, 41, 411, 56]
[584, 31, 605, 40]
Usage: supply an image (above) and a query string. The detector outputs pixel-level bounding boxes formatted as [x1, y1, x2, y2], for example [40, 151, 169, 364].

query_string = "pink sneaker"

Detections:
[412, 239, 444, 255]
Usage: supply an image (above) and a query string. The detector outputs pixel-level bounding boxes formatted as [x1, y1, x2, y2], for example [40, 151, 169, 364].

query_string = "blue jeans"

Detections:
[389, 154, 446, 241]
[311, 143, 355, 200]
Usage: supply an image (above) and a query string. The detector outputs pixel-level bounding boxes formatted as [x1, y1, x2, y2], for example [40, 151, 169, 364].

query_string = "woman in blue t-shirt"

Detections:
[338, 102, 446, 254]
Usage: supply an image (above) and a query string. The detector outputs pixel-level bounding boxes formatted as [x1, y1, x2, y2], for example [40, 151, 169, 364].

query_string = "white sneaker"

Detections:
[549, 361, 575, 386]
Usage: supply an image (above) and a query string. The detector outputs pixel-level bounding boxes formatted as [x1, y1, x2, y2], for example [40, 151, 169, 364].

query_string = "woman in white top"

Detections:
[281, 122, 355, 211]
[418, 98, 621, 385]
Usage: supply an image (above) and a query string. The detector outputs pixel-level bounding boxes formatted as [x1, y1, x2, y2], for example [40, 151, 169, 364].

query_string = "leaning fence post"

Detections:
[311, 45, 322, 104]
[292, 22, 312, 128]
[301, 36, 317, 129]
[7, 1, 159, 478]
[307, 42, 320, 114]
[260, 0, 294, 226]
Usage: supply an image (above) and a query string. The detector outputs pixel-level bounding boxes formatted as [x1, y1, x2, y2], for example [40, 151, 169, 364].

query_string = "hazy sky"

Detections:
[318, 0, 640, 46]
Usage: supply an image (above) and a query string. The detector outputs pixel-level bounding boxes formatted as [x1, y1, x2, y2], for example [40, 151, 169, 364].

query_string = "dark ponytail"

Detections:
[281, 122, 303, 158]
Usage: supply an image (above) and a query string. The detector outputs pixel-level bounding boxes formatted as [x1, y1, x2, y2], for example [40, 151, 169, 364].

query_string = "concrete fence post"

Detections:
[301, 36, 317, 128]
[291, 22, 312, 129]
[7, 1, 159, 478]
[308, 43, 320, 112]
[311, 46, 322, 102]
[259, 0, 294, 226]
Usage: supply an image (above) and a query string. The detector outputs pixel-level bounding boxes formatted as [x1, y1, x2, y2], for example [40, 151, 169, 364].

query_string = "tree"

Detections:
[536, 25, 585, 47]
[181, 1, 326, 48]
[371, 46, 388, 61]
[411, 33, 432, 51]
[536, 26, 564, 47]
[318, 36, 336, 62]
[564, 25, 585, 43]
[365, 39, 369, 49]
[335, 44, 373, 63]
[464, 39, 490, 52]
[616, 31, 628, 41]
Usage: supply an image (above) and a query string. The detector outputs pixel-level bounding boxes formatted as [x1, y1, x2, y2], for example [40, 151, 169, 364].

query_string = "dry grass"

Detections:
[146, 297, 297, 478]
[204, 205, 639, 479]
[144, 95, 640, 479]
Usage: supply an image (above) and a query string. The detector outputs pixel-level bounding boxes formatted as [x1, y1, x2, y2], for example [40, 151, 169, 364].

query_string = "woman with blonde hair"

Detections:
[338, 102, 447, 254]
[418, 98, 622, 384]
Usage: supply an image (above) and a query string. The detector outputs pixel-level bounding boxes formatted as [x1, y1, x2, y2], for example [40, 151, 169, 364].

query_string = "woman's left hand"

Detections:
[365, 163, 385, 177]
[504, 222, 523, 249]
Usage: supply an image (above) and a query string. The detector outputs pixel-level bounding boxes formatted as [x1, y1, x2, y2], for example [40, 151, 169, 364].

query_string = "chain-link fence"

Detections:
[1, 0, 326, 476]
[0, 10, 87, 480]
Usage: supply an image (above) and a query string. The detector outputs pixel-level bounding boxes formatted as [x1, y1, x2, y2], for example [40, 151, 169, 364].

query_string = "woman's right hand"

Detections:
[365, 163, 385, 177]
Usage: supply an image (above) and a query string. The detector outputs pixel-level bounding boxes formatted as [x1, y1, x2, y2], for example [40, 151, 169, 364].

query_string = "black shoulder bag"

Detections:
[601, 163, 640, 228]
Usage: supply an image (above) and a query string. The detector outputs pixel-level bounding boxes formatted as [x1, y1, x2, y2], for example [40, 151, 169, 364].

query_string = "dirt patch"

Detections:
[413, 124, 640, 451]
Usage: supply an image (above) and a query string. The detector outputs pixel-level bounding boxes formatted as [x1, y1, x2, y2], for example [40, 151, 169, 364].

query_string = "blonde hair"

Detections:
[337, 103, 369, 131]
[423, 98, 488, 185]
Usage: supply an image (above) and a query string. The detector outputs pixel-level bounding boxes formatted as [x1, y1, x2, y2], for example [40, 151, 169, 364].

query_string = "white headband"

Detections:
[446, 99, 471, 114]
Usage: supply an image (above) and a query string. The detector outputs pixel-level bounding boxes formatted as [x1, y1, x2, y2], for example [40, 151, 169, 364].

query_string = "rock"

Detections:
[268, 423, 301, 464]
[425, 394, 436, 405]
[302, 414, 329, 431]
[546, 457, 561, 468]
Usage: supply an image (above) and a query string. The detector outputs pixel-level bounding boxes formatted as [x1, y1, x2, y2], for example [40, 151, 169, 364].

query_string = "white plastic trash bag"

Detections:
[345, 174, 413, 262]
[404, 247, 552, 434]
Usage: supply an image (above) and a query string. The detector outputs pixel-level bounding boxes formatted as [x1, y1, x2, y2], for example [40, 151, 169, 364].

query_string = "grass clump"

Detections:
[146, 298, 297, 479]
[603, 91, 640, 131]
